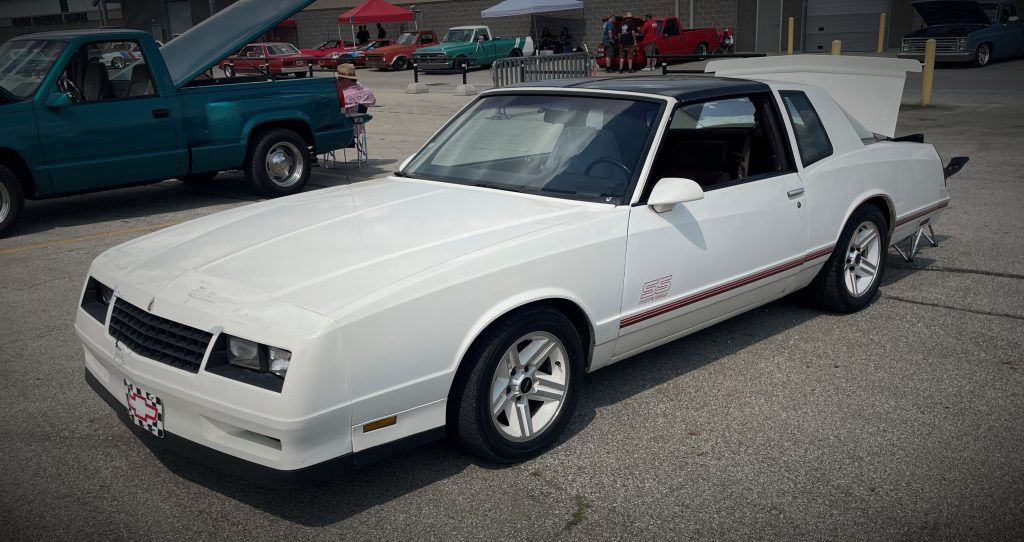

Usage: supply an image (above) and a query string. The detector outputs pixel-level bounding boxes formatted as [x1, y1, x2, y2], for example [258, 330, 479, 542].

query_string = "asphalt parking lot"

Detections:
[1, 58, 1023, 541]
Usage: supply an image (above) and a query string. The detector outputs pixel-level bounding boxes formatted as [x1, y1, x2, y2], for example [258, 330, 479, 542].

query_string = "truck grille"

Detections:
[414, 52, 447, 60]
[109, 299, 212, 373]
[903, 37, 962, 54]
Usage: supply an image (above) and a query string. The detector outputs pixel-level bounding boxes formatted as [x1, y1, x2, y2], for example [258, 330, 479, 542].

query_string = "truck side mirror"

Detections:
[45, 92, 72, 109]
[648, 177, 704, 213]
[1009, 15, 1020, 22]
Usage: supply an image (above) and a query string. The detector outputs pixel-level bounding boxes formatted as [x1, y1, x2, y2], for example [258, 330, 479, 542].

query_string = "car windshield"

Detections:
[980, 3, 998, 23]
[314, 41, 336, 49]
[0, 39, 66, 102]
[443, 29, 475, 43]
[267, 44, 299, 55]
[396, 32, 417, 45]
[403, 94, 663, 203]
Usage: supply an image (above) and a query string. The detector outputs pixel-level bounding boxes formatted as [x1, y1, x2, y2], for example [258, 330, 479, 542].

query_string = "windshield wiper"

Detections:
[474, 182, 522, 193]
[393, 171, 408, 177]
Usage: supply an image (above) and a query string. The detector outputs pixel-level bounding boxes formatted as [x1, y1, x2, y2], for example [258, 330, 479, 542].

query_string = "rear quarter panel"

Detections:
[175, 78, 351, 173]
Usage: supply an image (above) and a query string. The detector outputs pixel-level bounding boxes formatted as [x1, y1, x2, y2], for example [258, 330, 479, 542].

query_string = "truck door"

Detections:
[995, 3, 1024, 57]
[34, 39, 180, 193]
[660, 18, 686, 55]
[475, 28, 497, 64]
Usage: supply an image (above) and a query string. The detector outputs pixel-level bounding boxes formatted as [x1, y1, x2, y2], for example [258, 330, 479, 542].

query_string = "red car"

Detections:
[316, 39, 392, 69]
[364, 30, 439, 70]
[597, 16, 720, 68]
[299, 39, 355, 59]
[218, 42, 315, 78]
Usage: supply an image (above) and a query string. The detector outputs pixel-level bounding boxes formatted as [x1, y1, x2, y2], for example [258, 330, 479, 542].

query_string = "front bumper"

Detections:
[414, 59, 455, 71]
[898, 51, 973, 63]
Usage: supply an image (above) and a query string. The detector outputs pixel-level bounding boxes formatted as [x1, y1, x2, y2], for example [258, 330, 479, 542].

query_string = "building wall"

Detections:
[0, 2, 123, 45]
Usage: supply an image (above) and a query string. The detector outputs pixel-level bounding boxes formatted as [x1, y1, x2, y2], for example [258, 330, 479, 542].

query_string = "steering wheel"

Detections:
[584, 157, 631, 177]
[57, 77, 83, 102]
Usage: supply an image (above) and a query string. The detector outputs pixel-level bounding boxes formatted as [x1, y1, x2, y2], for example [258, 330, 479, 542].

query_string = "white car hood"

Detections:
[97, 178, 595, 316]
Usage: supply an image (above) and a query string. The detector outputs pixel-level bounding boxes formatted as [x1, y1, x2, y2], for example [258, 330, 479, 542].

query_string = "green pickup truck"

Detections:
[412, 26, 531, 71]
[0, 0, 355, 236]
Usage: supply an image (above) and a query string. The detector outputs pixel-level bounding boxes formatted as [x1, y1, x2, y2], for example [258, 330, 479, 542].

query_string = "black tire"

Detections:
[177, 171, 219, 184]
[244, 129, 311, 198]
[0, 165, 25, 238]
[973, 43, 991, 67]
[224, 64, 235, 78]
[111, 57, 126, 69]
[392, 56, 409, 70]
[294, 71, 308, 78]
[806, 205, 890, 313]
[509, 48, 523, 57]
[695, 43, 708, 57]
[455, 55, 469, 70]
[449, 306, 584, 463]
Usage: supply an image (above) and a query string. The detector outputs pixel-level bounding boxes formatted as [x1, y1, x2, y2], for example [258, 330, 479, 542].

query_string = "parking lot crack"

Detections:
[882, 294, 1024, 321]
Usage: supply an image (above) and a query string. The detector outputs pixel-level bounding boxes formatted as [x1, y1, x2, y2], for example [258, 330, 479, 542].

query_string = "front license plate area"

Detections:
[124, 379, 164, 438]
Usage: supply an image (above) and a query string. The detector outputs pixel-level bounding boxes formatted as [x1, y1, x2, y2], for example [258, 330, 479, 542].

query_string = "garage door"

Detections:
[805, 0, 889, 52]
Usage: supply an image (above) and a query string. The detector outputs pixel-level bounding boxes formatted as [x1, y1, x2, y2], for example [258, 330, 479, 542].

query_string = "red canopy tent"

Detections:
[336, 0, 416, 45]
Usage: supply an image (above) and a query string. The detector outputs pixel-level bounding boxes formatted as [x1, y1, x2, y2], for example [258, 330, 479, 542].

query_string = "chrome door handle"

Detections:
[787, 188, 805, 198]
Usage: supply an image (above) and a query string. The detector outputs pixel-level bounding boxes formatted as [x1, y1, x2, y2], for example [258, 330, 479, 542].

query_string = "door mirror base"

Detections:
[44, 92, 73, 109]
[648, 177, 705, 213]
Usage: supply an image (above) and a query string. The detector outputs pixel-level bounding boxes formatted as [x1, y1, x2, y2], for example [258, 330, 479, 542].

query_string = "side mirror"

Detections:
[648, 177, 704, 213]
[45, 92, 72, 108]
[1009, 15, 1020, 22]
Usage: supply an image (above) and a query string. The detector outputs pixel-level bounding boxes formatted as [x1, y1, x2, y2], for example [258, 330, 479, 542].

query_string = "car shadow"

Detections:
[9, 164, 396, 238]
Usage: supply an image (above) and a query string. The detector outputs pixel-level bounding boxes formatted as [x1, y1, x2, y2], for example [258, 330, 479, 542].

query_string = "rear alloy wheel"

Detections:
[392, 57, 408, 70]
[450, 306, 583, 463]
[806, 205, 889, 313]
[974, 43, 991, 67]
[224, 64, 235, 78]
[695, 43, 708, 57]
[245, 129, 310, 197]
[0, 165, 26, 238]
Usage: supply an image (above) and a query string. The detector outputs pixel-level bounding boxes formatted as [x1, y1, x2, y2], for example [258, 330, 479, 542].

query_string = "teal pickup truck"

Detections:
[412, 26, 532, 71]
[0, 0, 354, 236]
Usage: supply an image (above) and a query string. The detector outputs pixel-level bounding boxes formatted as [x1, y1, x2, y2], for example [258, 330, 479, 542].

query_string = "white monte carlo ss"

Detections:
[76, 55, 968, 485]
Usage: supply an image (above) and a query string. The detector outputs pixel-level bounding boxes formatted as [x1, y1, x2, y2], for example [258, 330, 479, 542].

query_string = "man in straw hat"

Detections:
[335, 63, 376, 114]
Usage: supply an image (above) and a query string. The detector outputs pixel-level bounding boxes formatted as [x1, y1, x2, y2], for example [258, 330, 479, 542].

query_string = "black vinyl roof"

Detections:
[509, 75, 771, 102]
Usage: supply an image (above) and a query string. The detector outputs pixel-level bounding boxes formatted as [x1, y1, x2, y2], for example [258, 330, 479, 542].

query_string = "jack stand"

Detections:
[893, 222, 938, 263]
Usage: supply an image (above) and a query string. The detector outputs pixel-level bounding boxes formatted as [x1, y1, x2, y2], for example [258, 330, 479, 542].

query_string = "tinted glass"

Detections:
[780, 91, 833, 166]
[404, 94, 661, 203]
[0, 39, 66, 101]
[671, 97, 756, 129]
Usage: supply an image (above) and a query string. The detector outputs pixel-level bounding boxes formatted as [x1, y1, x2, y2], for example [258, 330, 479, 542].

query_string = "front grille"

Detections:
[903, 37, 962, 54]
[109, 299, 212, 373]
[414, 52, 447, 60]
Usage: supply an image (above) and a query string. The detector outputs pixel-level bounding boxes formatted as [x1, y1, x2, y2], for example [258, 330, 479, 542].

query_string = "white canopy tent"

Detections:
[481, 0, 585, 53]
[481, 0, 583, 18]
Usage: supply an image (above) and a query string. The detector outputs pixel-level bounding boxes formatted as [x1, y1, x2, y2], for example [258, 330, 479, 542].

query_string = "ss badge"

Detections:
[639, 276, 672, 305]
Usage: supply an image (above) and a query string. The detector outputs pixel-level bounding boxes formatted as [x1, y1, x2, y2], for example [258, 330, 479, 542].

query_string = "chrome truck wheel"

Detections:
[0, 165, 25, 238]
[245, 129, 311, 197]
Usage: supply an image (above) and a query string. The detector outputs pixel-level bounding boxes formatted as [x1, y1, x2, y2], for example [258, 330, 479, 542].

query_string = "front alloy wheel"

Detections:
[450, 306, 583, 463]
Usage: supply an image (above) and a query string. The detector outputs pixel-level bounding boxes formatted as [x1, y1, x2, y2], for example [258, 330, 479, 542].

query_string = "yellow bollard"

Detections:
[877, 12, 887, 53]
[922, 38, 936, 107]
[831, 40, 841, 55]
[787, 17, 794, 54]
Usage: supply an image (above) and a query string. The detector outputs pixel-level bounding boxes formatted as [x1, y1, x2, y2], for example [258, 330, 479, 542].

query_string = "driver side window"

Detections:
[58, 40, 156, 103]
[664, 19, 680, 36]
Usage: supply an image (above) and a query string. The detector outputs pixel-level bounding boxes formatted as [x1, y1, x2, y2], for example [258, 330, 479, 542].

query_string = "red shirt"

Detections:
[640, 19, 658, 47]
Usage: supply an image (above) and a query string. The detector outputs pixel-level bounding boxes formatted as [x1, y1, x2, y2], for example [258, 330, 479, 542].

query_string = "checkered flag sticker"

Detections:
[124, 379, 165, 438]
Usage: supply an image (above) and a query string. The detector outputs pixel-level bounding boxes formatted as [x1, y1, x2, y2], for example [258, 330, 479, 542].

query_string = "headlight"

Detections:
[206, 334, 292, 392]
[81, 277, 114, 322]
[901, 40, 909, 52]
[958, 38, 967, 51]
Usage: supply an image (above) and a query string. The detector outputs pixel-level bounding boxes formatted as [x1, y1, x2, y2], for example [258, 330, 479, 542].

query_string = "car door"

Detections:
[616, 93, 808, 356]
[34, 39, 180, 194]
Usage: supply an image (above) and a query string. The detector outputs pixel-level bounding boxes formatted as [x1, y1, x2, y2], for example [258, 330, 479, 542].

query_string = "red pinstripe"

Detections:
[620, 245, 836, 329]
[895, 199, 950, 227]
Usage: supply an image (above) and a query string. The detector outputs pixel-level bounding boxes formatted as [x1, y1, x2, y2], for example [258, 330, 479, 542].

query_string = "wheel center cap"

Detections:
[519, 377, 533, 394]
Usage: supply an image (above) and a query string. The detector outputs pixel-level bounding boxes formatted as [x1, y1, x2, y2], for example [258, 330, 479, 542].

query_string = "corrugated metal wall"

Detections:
[804, 0, 889, 52]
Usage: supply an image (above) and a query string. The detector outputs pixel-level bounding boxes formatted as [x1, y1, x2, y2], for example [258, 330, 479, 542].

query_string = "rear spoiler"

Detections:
[943, 156, 969, 179]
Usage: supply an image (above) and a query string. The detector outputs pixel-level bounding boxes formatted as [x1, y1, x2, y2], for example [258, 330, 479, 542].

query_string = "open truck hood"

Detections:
[160, 0, 316, 89]
[912, 0, 991, 26]
[706, 55, 921, 139]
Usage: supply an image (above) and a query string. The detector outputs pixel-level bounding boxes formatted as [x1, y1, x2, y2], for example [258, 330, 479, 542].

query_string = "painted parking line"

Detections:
[0, 221, 181, 257]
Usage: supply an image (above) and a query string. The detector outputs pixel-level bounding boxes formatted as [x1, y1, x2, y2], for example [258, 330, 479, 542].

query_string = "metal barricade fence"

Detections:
[491, 52, 593, 88]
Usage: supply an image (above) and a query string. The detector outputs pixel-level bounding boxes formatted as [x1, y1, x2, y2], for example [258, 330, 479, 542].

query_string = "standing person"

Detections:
[357, 25, 369, 44]
[559, 26, 571, 52]
[602, 15, 617, 72]
[639, 14, 658, 71]
[376, 23, 386, 39]
[618, 12, 638, 73]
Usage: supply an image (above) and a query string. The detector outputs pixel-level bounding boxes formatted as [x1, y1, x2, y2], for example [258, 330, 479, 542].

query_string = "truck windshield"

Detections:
[443, 29, 474, 43]
[396, 32, 417, 45]
[980, 3, 998, 23]
[0, 39, 66, 102]
[403, 94, 663, 204]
